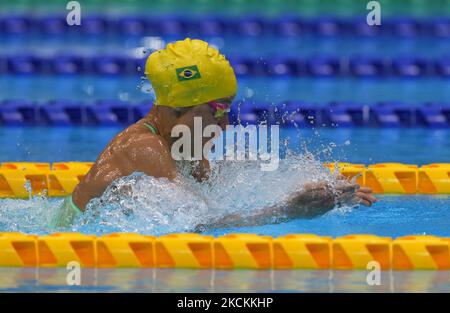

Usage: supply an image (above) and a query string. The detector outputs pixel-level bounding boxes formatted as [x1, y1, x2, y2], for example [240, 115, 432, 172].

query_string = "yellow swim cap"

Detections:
[145, 38, 237, 108]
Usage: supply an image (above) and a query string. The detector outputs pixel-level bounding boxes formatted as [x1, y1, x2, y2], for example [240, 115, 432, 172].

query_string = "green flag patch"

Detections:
[176, 65, 201, 81]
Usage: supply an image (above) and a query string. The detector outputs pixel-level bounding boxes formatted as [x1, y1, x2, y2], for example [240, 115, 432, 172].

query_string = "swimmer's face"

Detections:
[173, 95, 235, 152]
[174, 95, 234, 132]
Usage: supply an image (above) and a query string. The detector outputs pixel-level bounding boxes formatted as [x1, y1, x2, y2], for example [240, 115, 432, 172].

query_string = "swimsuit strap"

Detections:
[143, 122, 159, 135]
[69, 195, 82, 213]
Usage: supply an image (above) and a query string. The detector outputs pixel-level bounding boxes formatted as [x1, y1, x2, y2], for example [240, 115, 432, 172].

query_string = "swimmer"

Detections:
[50, 38, 377, 229]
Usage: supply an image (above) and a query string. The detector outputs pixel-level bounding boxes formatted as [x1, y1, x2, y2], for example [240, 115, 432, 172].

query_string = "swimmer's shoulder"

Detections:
[91, 121, 176, 181]
[123, 121, 172, 154]
[122, 122, 177, 178]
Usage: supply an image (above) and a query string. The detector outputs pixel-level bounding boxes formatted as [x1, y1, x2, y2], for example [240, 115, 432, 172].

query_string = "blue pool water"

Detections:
[205, 195, 450, 238]
[3, 36, 450, 58]
[0, 127, 449, 238]
[3, 76, 450, 105]
[1, 127, 449, 164]
[2, 6, 450, 293]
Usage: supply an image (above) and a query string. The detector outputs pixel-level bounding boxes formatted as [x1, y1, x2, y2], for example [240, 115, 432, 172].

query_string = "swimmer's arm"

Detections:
[195, 182, 337, 230]
[195, 182, 376, 231]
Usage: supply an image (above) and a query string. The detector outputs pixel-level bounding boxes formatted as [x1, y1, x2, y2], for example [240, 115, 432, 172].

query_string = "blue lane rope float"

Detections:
[0, 100, 449, 127]
[1, 162, 450, 197]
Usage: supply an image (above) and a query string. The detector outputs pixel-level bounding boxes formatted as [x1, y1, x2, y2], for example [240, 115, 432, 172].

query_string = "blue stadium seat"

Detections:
[298, 104, 324, 127]
[38, 16, 69, 35]
[273, 17, 305, 37]
[387, 18, 421, 37]
[349, 57, 387, 77]
[234, 17, 269, 36]
[143, 19, 161, 35]
[324, 102, 366, 127]
[323, 106, 353, 127]
[61, 101, 86, 125]
[1, 16, 32, 34]
[97, 100, 133, 124]
[2, 15, 447, 38]
[7, 55, 42, 74]
[268, 58, 303, 76]
[0, 55, 6, 73]
[392, 57, 429, 77]
[348, 18, 381, 37]
[3, 100, 449, 128]
[370, 103, 409, 127]
[80, 16, 109, 35]
[435, 57, 450, 77]
[309, 17, 343, 36]
[429, 18, 450, 37]
[196, 17, 226, 36]
[374, 102, 416, 127]
[39, 100, 75, 126]
[50, 55, 86, 74]
[154, 16, 184, 36]
[91, 56, 131, 75]
[0, 100, 36, 125]
[229, 57, 268, 76]
[416, 103, 449, 127]
[306, 56, 341, 77]
[441, 103, 450, 123]
[86, 101, 123, 126]
[0, 100, 25, 125]
[114, 16, 147, 36]
[392, 104, 415, 127]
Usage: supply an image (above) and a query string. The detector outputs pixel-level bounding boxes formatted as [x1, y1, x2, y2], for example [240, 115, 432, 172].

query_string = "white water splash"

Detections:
[0, 150, 340, 235]
[72, 151, 338, 235]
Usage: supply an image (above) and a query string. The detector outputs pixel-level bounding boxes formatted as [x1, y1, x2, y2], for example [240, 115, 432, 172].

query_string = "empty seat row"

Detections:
[2, 54, 450, 77]
[1, 100, 449, 127]
[0, 55, 142, 75]
[1, 15, 450, 37]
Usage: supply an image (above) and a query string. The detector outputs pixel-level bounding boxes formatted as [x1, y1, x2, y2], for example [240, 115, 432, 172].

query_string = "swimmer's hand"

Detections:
[354, 186, 377, 206]
[334, 175, 377, 207]
[282, 181, 358, 218]
[300, 180, 377, 210]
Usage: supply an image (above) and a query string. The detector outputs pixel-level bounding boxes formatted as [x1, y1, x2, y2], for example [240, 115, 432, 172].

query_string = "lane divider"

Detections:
[1, 162, 449, 197]
[1, 233, 449, 270]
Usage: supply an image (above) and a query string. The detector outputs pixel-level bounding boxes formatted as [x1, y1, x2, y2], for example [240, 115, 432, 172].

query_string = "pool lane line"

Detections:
[0, 233, 449, 270]
[0, 162, 449, 197]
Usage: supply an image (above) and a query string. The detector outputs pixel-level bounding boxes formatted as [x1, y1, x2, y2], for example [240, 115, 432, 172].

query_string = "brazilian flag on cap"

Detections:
[176, 65, 201, 81]
[145, 38, 237, 108]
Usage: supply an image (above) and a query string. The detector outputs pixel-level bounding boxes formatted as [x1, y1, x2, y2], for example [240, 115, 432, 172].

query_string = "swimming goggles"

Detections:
[208, 100, 232, 119]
